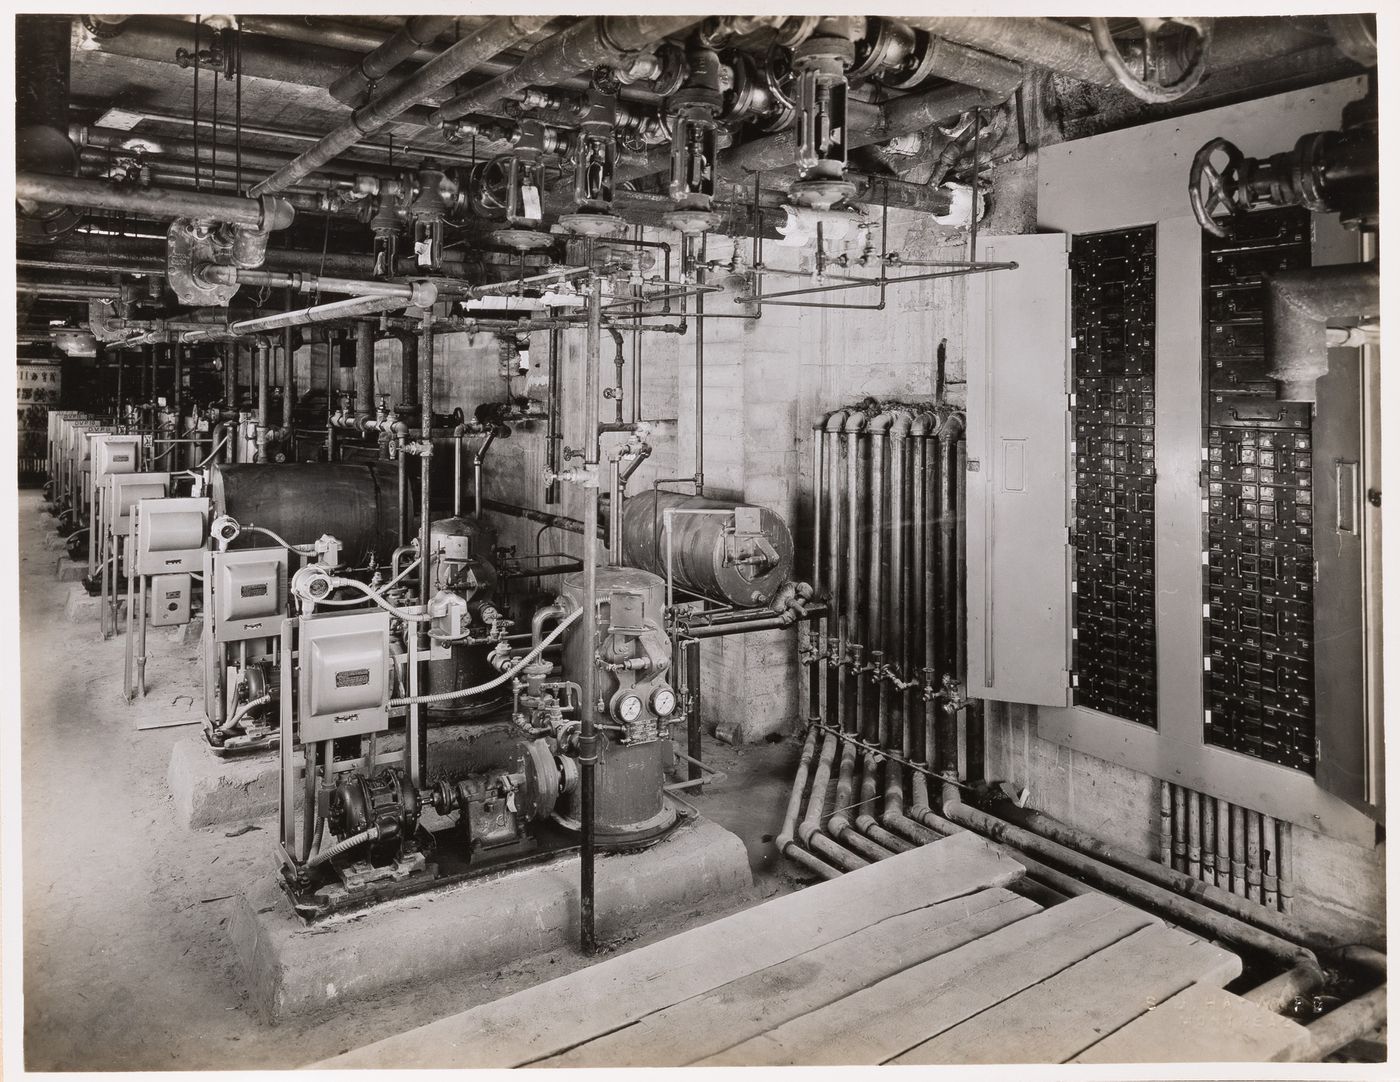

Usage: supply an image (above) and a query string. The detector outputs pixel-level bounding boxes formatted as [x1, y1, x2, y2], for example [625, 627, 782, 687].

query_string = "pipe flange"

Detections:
[489, 227, 557, 252]
[788, 177, 858, 211]
[557, 212, 627, 238]
[793, 31, 855, 71]
[850, 17, 916, 79]
[776, 16, 820, 48]
[877, 29, 942, 90]
[661, 208, 723, 235]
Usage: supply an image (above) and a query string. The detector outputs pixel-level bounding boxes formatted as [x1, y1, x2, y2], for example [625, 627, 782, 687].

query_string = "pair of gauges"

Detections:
[613, 684, 678, 724]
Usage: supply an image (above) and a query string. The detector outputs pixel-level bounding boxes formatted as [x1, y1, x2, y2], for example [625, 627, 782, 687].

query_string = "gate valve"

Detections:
[920, 666, 939, 701]
[940, 675, 969, 715]
[825, 635, 842, 668]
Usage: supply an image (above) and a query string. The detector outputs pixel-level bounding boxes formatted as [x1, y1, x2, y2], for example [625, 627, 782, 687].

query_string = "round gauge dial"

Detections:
[651, 686, 677, 717]
[616, 693, 644, 723]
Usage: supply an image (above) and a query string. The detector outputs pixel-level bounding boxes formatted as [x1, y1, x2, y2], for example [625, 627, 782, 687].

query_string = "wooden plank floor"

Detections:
[317, 832, 1311, 1069]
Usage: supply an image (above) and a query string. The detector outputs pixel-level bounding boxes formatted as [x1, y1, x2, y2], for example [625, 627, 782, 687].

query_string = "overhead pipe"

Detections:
[16, 173, 294, 231]
[328, 15, 458, 106]
[252, 15, 553, 197]
[17, 15, 79, 242]
[432, 15, 705, 125]
[1264, 262, 1379, 401]
[182, 289, 432, 342]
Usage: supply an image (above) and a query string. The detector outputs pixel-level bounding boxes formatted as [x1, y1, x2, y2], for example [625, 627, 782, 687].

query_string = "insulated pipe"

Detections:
[251, 16, 553, 197]
[432, 16, 705, 125]
[207, 289, 434, 340]
[776, 728, 842, 880]
[1245, 808, 1263, 903]
[796, 730, 869, 872]
[282, 316, 296, 432]
[1263, 262, 1379, 401]
[328, 15, 458, 106]
[825, 739, 897, 862]
[355, 321, 376, 422]
[900, 17, 1117, 86]
[823, 411, 848, 740]
[854, 750, 915, 852]
[1009, 805, 1326, 948]
[15, 172, 293, 230]
[1202, 796, 1217, 884]
[865, 412, 894, 746]
[255, 338, 271, 463]
[197, 265, 425, 299]
[473, 428, 499, 519]
[888, 412, 913, 759]
[1187, 789, 1202, 879]
[912, 411, 940, 769]
[417, 321, 435, 609]
[840, 412, 868, 737]
[885, 766, 943, 846]
[940, 797, 1324, 1004]
[396, 332, 419, 409]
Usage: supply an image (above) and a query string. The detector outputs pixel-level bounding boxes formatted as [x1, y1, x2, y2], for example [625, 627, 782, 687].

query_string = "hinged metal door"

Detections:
[966, 233, 1072, 706]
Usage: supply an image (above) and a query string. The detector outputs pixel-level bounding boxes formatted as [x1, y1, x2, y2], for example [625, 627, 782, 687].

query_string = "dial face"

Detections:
[651, 687, 677, 717]
[617, 693, 644, 723]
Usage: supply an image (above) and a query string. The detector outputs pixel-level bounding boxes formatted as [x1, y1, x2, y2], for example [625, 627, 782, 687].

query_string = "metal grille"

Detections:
[1202, 207, 1316, 772]
[1070, 226, 1157, 727]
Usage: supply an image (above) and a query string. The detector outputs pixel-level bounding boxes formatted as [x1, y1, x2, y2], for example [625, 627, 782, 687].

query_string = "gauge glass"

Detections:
[617, 694, 644, 723]
[652, 687, 677, 717]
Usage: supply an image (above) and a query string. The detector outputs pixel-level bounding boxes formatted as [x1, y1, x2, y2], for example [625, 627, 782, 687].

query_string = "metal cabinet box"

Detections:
[297, 610, 391, 743]
[208, 548, 288, 643]
[148, 574, 192, 627]
[134, 497, 208, 575]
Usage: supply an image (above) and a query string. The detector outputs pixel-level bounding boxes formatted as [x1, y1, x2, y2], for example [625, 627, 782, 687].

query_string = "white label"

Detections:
[522, 184, 542, 221]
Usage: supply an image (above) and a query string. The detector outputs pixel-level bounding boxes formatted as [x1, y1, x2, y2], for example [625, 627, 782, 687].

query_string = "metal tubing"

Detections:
[890, 413, 913, 758]
[797, 731, 868, 872]
[1187, 788, 1202, 879]
[16, 172, 292, 229]
[473, 428, 498, 519]
[686, 638, 702, 788]
[823, 412, 847, 743]
[417, 321, 435, 608]
[840, 412, 867, 738]
[215, 291, 428, 339]
[1302, 986, 1388, 1061]
[432, 16, 704, 125]
[865, 413, 893, 746]
[200, 265, 424, 299]
[1245, 808, 1263, 903]
[854, 752, 915, 852]
[1278, 821, 1294, 913]
[1262, 813, 1279, 910]
[355, 321, 376, 421]
[777, 728, 842, 880]
[1202, 795, 1216, 884]
[282, 312, 296, 432]
[252, 16, 552, 196]
[1172, 782, 1187, 872]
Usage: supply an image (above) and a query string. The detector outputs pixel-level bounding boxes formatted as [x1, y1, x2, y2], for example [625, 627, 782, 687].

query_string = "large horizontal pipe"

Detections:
[183, 288, 435, 342]
[196, 265, 427, 299]
[433, 15, 705, 124]
[252, 16, 551, 197]
[328, 15, 457, 105]
[15, 172, 294, 230]
[902, 16, 1339, 89]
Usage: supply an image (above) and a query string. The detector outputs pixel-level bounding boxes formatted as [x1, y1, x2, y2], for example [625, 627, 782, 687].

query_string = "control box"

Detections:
[149, 573, 192, 627]
[297, 610, 391, 743]
[207, 547, 288, 644]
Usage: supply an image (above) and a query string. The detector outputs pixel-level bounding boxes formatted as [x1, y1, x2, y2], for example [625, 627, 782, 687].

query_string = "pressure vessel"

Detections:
[210, 462, 403, 563]
[621, 489, 794, 607]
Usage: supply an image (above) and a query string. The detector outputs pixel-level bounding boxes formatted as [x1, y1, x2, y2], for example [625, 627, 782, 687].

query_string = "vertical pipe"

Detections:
[116, 349, 125, 421]
[355, 320, 375, 421]
[844, 411, 867, 737]
[417, 321, 434, 610]
[955, 436, 968, 689]
[545, 327, 562, 505]
[866, 414, 891, 746]
[1230, 803, 1246, 896]
[808, 422, 824, 727]
[1171, 783, 1187, 872]
[1261, 813, 1278, 910]
[1201, 794, 1216, 884]
[1245, 808, 1262, 903]
[172, 343, 184, 465]
[693, 238, 705, 493]
[255, 337, 270, 463]
[890, 414, 912, 759]
[686, 637, 702, 789]
[1277, 821, 1293, 913]
[1215, 797, 1231, 891]
[282, 320, 296, 433]
[824, 412, 846, 741]
[1158, 780, 1173, 865]
[911, 414, 933, 768]
[397, 446, 408, 546]
[608, 455, 623, 566]
[579, 276, 603, 955]
[398, 330, 418, 408]
[454, 435, 463, 517]
[1187, 788, 1202, 879]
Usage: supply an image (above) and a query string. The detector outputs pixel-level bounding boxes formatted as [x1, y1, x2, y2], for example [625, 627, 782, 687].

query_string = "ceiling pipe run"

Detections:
[251, 15, 552, 197]
[1264, 262, 1379, 401]
[16, 172, 294, 230]
[328, 15, 458, 106]
[431, 15, 706, 125]
[182, 286, 436, 343]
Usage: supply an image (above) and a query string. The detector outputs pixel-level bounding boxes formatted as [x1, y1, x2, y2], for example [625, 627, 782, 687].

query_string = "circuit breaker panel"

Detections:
[1201, 207, 1316, 772]
[1070, 226, 1158, 727]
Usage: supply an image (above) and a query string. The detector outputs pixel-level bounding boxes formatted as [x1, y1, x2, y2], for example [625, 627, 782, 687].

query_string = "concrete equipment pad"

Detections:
[63, 582, 116, 623]
[56, 556, 87, 581]
[230, 815, 751, 1021]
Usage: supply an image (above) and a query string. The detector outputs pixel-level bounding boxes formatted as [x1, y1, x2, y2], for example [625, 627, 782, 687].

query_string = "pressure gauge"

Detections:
[651, 686, 677, 718]
[616, 693, 644, 723]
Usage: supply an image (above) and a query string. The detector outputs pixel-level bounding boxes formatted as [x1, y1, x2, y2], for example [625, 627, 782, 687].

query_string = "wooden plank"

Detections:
[698, 892, 1156, 1067]
[1073, 982, 1313, 1063]
[543, 888, 1042, 1067]
[891, 923, 1242, 1064]
[320, 832, 1025, 1069]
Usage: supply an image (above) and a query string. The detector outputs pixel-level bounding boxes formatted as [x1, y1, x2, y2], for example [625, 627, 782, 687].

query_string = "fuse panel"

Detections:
[1202, 207, 1316, 772]
[1070, 226, 1158, 727]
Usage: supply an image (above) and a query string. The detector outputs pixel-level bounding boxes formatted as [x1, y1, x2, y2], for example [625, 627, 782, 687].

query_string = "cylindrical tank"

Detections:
[551, 566, 677, 846]
[423, 514, 506, 720]
[621, 490, 795, 607]
[211, 462, 403, 564]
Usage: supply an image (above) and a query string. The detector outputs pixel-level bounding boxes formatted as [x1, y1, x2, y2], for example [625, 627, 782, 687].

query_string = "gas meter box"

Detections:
[92, 434, 141, 486]
[149, 574, 192, 627]
[208, 547, 288, 643]
[297, 610, 391, 743]
[108, 473, 170, 539]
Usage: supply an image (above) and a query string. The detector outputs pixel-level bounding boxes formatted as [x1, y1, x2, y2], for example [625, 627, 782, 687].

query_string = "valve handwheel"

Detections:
[1189, 136, 1247, 239]
[1089, 17, 1214, 104]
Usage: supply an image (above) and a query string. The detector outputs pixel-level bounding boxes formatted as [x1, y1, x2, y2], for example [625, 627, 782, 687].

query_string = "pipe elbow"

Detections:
[867, 410, 896, 436]
[843, 410, 868, 434]
[258, 196, 295, 232]
[823, 408, 849, 433]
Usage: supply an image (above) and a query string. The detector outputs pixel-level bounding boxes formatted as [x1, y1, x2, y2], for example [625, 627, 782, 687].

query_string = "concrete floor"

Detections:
[17, 491, 807, 1070]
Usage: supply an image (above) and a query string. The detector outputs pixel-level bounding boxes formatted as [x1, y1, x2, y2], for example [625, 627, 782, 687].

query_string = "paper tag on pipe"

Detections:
[522, 184, 542, 221]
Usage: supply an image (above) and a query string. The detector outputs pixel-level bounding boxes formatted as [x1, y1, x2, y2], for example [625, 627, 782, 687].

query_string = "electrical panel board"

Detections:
[1201, 207, 1315, 772]
[1070, 226, 1157, 727]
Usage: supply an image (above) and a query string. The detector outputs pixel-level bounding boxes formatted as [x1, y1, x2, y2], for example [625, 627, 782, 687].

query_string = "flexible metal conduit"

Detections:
[252, 15, 552, 196]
